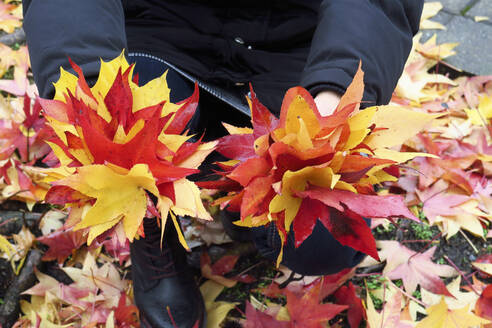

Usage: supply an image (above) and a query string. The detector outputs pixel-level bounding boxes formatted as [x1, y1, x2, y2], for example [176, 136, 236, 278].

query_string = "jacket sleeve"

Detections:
[300, 0, 423, 106]
[23, 0, 127, 98]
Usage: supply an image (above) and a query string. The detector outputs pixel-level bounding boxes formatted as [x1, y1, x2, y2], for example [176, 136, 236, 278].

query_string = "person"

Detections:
[23, 1, 423, 327]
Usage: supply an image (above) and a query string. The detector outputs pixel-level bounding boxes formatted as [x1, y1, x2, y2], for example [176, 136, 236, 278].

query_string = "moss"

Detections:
[410, 222, 434, 240]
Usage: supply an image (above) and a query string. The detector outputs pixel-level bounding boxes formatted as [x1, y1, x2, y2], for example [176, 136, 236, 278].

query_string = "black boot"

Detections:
[130, 219, 206, 328]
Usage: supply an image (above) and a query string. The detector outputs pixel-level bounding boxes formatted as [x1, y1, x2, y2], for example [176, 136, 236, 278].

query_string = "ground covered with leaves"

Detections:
[1, 2, 492, 328]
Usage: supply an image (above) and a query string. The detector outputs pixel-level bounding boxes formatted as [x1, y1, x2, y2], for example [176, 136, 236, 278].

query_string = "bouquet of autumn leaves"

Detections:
[38, 53, 214, 248]
[201, 66, 439, 265]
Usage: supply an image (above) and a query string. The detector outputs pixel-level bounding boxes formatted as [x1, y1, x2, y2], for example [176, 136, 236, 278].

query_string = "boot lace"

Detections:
[141, 222, 179, 280]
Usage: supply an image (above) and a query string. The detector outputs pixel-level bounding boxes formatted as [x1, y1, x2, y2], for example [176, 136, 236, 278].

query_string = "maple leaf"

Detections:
[41, 53, 214, 246]
[284, 282, 348, 328]
[377, 241, 456, 296]
[54, 164, 159, 243]
[206, 64, 435, 265]
[415, 297, 490, 328]
[37, 228, 87, 264]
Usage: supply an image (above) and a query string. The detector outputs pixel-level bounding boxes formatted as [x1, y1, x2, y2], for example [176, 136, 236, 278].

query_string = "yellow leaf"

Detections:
[285, 94, 320, 138]
[222, 122, 253, 135]
[177, 141, 217, 169]
[87, 216, 122, 245]
[44, 116, 78, 145]
[171, 179, 212, 221]
[131, 70, 179, 116]
[296, 117, 314, 150]
[0, 234, 14, 257]
[365, 106, 440, 149]
[53, 67, 78, 101]
[348, 105, 378, 131]
[269, 166, 340, 232]
[169, 211, 190, 251]
[113, 120, 145, 144]
[158, 133, 192, 153]
[105, 311, 115, 328]
[465, 95, 492, 126]
[59, 164, 158, 243]
[415, 297, 489, 328]
[233, 214, 269, 227]
[472, 262, 492, 276]
[373, 148, 439, 163]
[420, 2, 443, 25]
[90, 51, 130, 101]
[45, 141, 73, 166]
[200, 280, 237, 328]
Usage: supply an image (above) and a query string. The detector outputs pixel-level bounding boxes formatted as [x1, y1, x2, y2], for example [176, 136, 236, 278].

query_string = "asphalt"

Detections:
[422, 0, 492, 75]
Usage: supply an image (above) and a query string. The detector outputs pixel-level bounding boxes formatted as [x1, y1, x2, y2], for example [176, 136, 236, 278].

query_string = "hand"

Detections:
[314, 90, 341, 117]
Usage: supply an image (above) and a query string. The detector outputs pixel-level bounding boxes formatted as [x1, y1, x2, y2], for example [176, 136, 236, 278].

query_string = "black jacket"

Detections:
[23, 0, 423, 114]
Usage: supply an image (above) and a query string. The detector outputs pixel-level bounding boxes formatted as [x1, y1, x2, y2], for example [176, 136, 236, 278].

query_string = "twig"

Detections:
[386, 279, 428, 308]
[459, 229, 478, 254]
[443, 255, 479, 296]
[234, 305, 246, 317]
[408, 231, 442, 262]
[235, 260, 265, 277]
[401, 239, 434, 244]
[355, 272, 382, 278]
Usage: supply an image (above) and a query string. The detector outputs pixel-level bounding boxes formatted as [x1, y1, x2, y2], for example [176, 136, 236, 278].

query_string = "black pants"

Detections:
[128, 53, 366, 276]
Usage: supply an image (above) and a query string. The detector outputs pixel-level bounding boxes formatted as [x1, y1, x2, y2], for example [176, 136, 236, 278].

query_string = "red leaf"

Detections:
[285, 281, 348, 328]
[241, 175, 275, 219]
[301, 187, 418, 221]
[104, 67, 134, 132]
[195, 179, 242, 192]
[212, 255, 239, 276]
[475, 284, 492, 321]
[317, 268, 355, 299]
[333, 282, 366, 328]
[217, 134, 256, 161]
[244, 302, 289, 328]
[75, 102, 198, 183]
[165, 83, 199, 134]
[45, 185, 91, 205]
[292, 198, 329, 248]
[338, 155, 394, 172]
[228, 157, 271, 187]
[319, 207, 379, 260]
[173, 134, 204, 165]
[37, 228, 87, 264]
[114, 292, 139, 327]
[249, 85, 279, 139]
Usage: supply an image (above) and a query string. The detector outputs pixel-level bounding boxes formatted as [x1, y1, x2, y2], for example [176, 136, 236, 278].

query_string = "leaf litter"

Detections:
[1, 1, 492, 327]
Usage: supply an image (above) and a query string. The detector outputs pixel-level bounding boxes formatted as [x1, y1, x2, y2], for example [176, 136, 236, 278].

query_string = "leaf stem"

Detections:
[443, 255, 480, 296]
